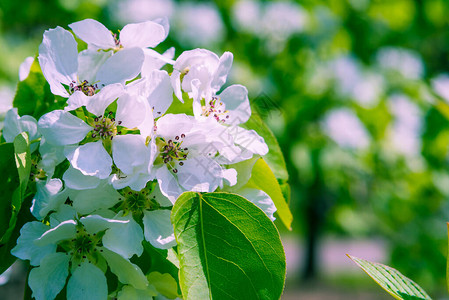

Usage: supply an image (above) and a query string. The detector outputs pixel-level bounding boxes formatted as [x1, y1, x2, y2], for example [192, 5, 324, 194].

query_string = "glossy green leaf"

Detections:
[347, 255, 432, 300]
[247, 158, 293, 230]
[172, 192, 286, 300]
[242, 111, 288, 182]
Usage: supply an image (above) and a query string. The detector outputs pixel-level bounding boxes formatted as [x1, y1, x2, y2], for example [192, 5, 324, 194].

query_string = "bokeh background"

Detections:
[2, 0, 449, 299]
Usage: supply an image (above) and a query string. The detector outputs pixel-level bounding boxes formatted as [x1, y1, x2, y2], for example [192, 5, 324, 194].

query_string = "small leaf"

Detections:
[172, 192, 286, 300]
[147, 272, 180, 299]
[242, 111, 288, 182]
[247, 158, 293, 230]
[347, 255, 432, 300]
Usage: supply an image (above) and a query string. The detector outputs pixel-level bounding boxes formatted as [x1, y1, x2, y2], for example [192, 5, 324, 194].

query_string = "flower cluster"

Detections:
[4, 18, 275, 299]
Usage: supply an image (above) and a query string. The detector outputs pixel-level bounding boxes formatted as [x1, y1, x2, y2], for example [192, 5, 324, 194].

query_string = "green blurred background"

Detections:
[2, 0, 449, 298]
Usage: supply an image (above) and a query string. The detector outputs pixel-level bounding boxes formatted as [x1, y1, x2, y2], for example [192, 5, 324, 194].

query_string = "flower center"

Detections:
[69, 80, 98, 96]
[90, 112, 122, 141]
[201, 96, 230, 123]
[157, 135, 189, 173]
[119, 184, 160, 217]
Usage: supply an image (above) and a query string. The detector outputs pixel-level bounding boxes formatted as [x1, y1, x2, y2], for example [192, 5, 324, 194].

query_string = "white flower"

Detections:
[2, 108, 39, 151]
[150, 114, 227, 202]
[69, 18, 173, 85]
[171, 48, 233, 103]
[12, 215, 148, 300]
[38, 85, 155, 189]
[19, 56, 34, 81]
[38, 26, 144, 97]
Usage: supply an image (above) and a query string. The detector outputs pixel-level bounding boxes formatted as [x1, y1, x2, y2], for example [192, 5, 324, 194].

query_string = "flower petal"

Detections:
[67, 261, 107, 300]
[219, 84, 251, 124]
[38, 26, 78, 97]
[11, 222, 55, 266]
[144, 70, 173, 118]
[155, 166, 183, 203]
[69, 19, 115, 49]
[30, 178, 66, 220]
[38, 110, 92, 146]
[80, 215, 128, 234]
[96, 47, 145, 86]
[35, 220, 77, 246]
[177, 156, 222, 192]
[28, 252, 69, 300]
[73, 182, 121, 214]
[19, 56, 34, 81]
[211, 51, 233, 92]
[3, 108, 38, 144]
[77, 49, 113, 83]
[65, 141, 112, 179]
[103, 214, 144, 259]
[120, 21, 166, 48]
[112, 134, 149, 175]
[100, 247, 148, 289]
[143, 210, 176, 249]
[238, 188, 276, 221]
[141, 47, 175, 78]
[63, 166, 102, 190]
[86, 83, 125, 116]
[116, 93, 152, 132]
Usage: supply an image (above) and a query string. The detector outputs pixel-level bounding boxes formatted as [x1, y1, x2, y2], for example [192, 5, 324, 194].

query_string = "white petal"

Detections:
[80, 215, 128, 234]
[19, 56, 34, 81]
[103, 214, 144, 259]
[120, 21, 166, 48]
[170, 69, 183, 102]
[11, 222, 56, 266]
[211, 51, 233, 92]
[48, 205, 78, 227]
[86, 83, 125, 116]
[238, 188, 276, 221]
[65, 91, 89, 112]
[177, 156, 222, 192]
[219, 84, 251, 124]
[149, 182, 173, 206]
[73, 182, 121, 214]
[222, 168, 237, 187]
[100, 247, 148, 289]
[141, 47, 175, 78]
[31, 178, 65, 220]
[109, 172, 152, 191]
[63, 166, 102, 190]
[156, 167, 183, 203]
[227, 126, 268, 156]
[145, 70, 173, 118]
[38, 110, 92, 146]
[38, 27, 78, 97]
[143, 210, 176, 249]
[35, 220, 77, 246]
[153, 17, 170, 39]
[112, 134, 149, 175]
[65, 142, 112, 179]
[116, 93, 151, 131]
[77, 49, 113, 83]
[156, 114, 194, 138]
[3, 108, 38, 144]
[96, 47, 145, 86]
[28, 253, 69, 300]
[67, 262, 107, 300]
[69, 19, 115, 49]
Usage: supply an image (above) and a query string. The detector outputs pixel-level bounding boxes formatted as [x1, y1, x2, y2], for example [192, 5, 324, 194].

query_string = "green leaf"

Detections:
[172, 192, 286, 300]
[0, 132, 32, 274]
[347, 255, 432, 300]
[13, 59, 65, 119]
[147, 272, 180, 299]
[446, 223, 449, 295]
[247, 158, 293, 230]
[242, 111, 288, 182]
